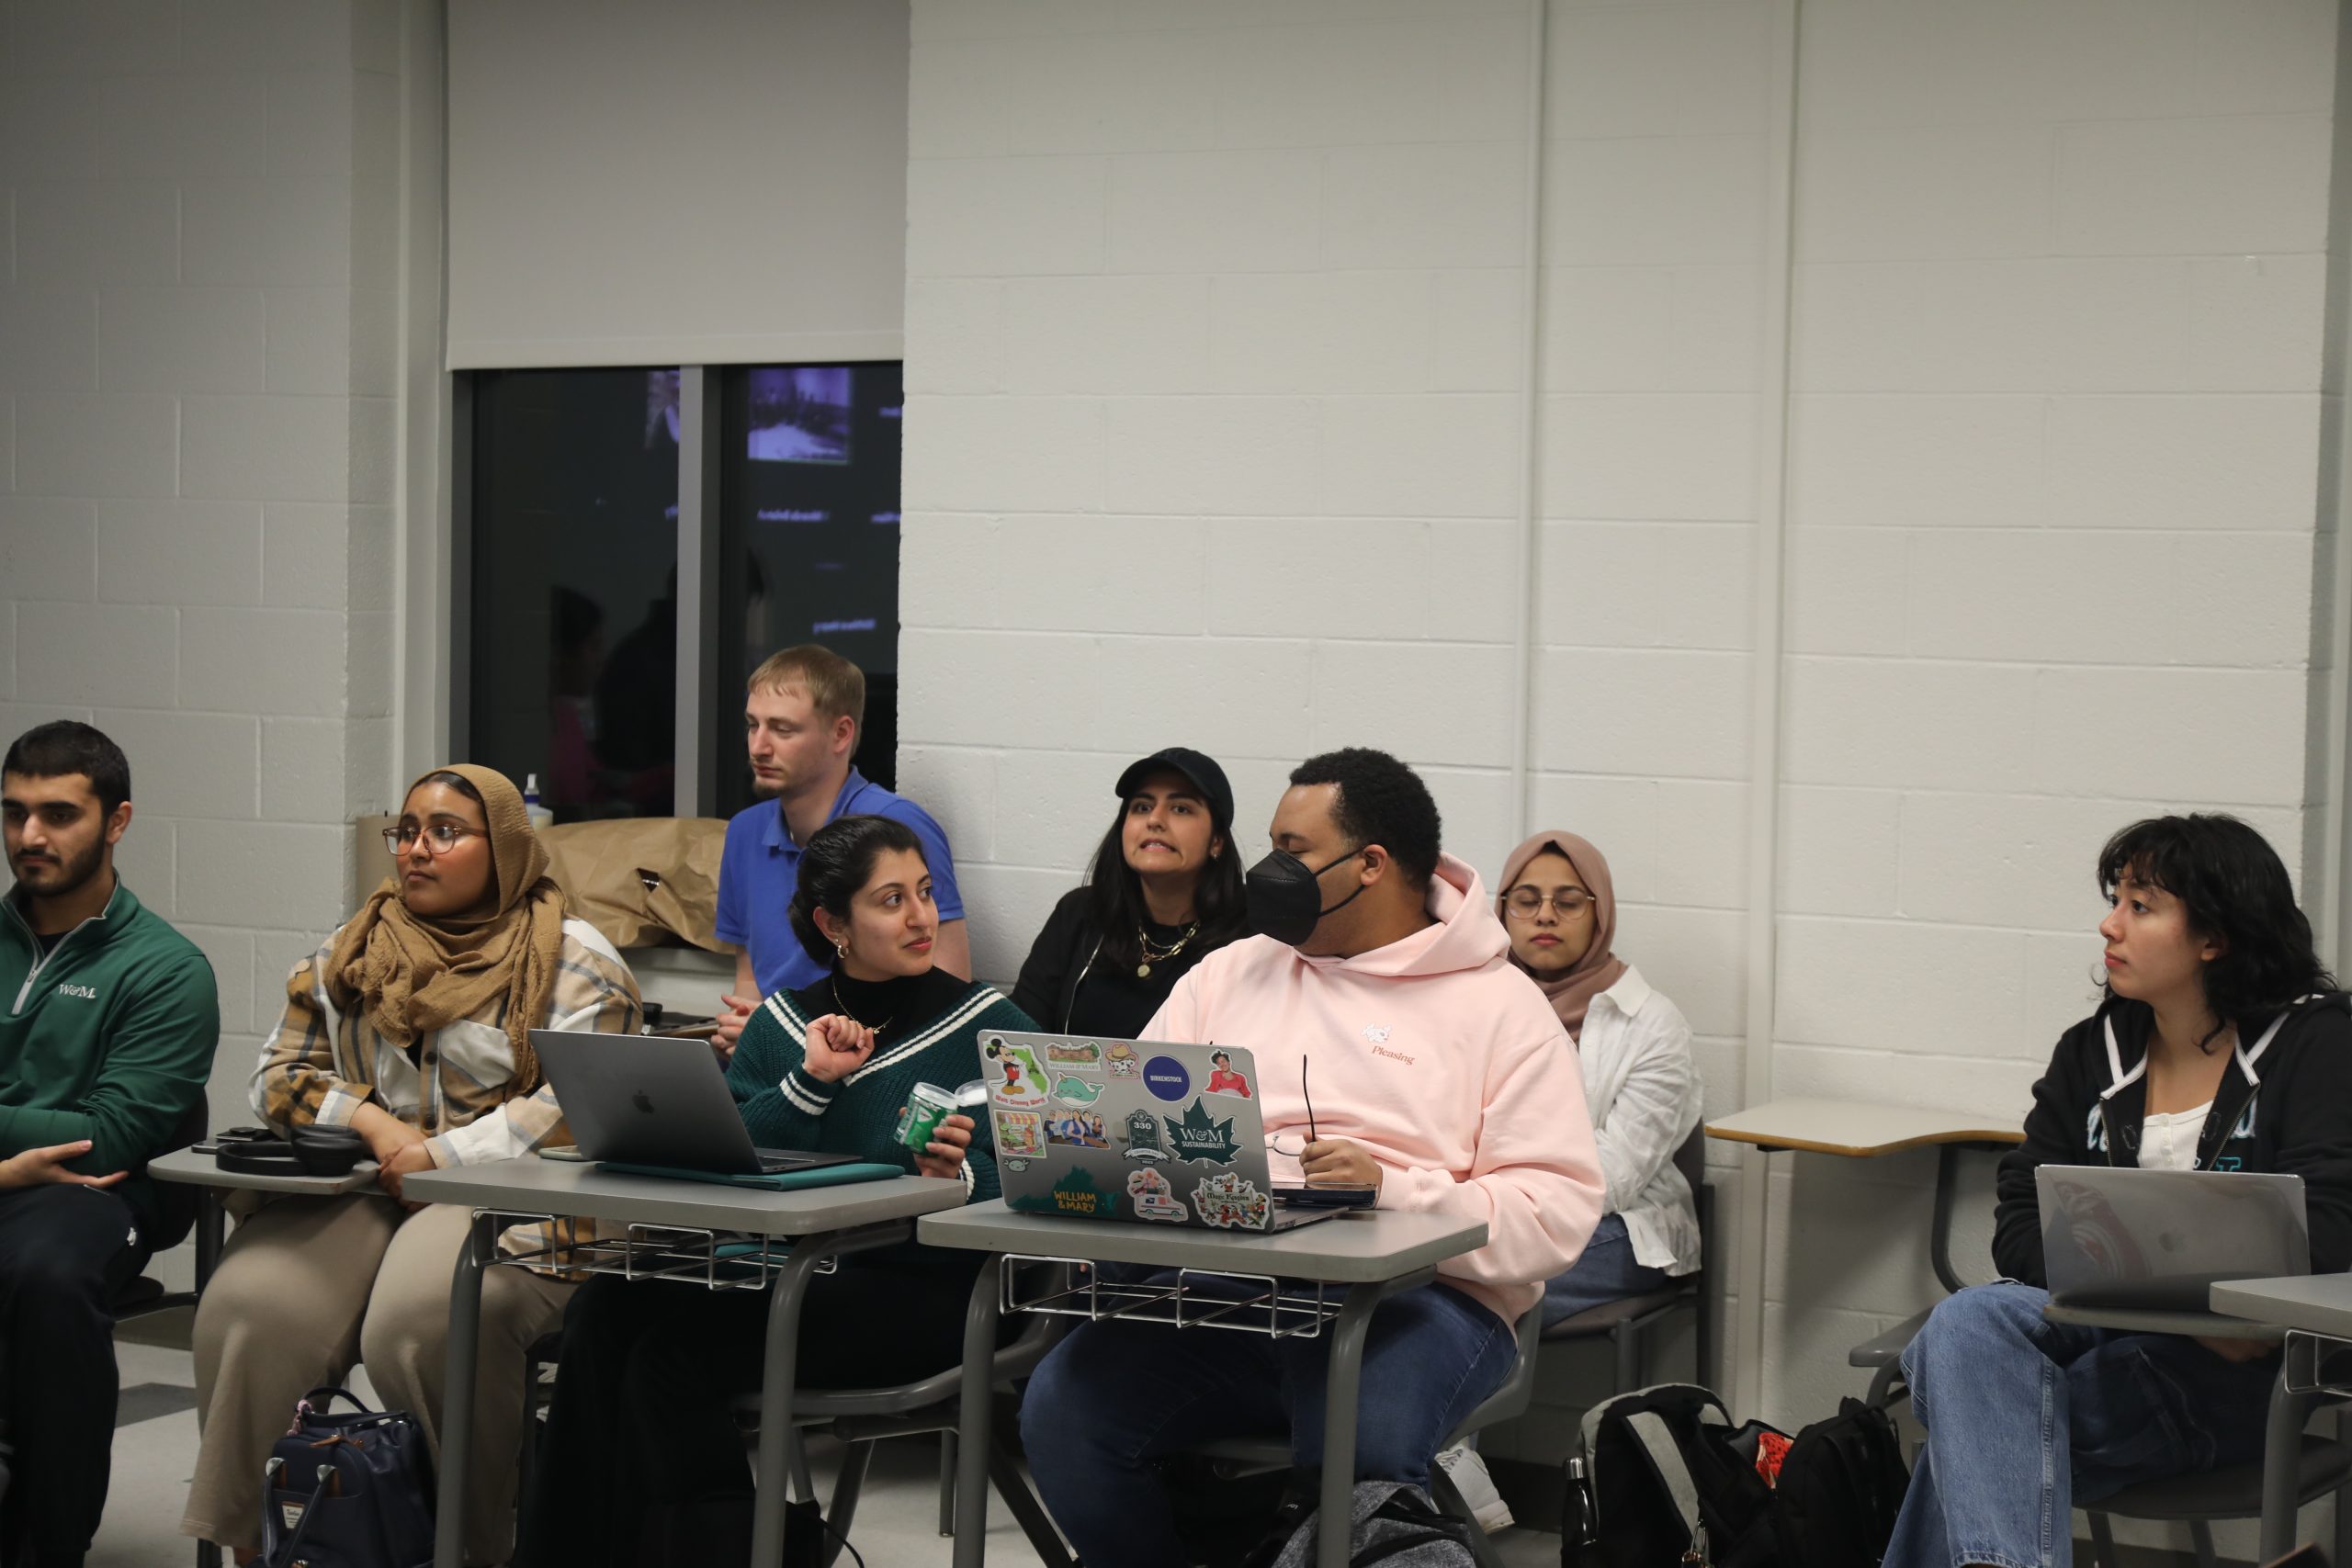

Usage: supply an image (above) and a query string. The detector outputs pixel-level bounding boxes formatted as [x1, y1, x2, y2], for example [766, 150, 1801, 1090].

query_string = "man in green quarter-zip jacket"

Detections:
[0, 721, 217, 1568]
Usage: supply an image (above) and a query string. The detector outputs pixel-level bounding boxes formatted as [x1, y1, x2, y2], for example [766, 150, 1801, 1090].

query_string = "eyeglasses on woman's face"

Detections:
[1503, 886, 1590, 920]
[382, 822, 485, 856]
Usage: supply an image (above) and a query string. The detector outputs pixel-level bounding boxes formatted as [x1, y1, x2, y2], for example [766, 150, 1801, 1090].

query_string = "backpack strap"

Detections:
[1624, 1411, 1708, 1554]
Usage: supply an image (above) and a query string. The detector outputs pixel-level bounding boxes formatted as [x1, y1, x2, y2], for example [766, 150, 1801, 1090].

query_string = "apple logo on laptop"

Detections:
[632, 1090, 655, 1115]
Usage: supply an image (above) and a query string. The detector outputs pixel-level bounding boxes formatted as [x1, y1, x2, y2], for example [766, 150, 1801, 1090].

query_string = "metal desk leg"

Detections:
[1928, 1145, 1964, 1295]
[194, 1191, 227, 1568]
[950, 1258, 1001, 1568]
[433, 1213, 491, 1568]
[2259, 1375, 2310, 1562]
[750, 1240, 837, 1568]
[1317, 1281, 1392, 1568]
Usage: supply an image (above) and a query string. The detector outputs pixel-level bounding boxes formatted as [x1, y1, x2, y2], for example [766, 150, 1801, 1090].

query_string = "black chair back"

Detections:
[143, 1090, 210, 1253]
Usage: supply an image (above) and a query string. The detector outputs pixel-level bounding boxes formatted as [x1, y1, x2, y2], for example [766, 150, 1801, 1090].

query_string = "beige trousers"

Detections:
[180, 1195, 571, 1564]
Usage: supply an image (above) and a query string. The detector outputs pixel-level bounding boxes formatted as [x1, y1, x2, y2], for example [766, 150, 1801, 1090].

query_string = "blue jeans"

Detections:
[1542, 1213, 1675, 1327]
[1887, 1282, 2278, 1568]
[1020, 1278, 1518, 1568]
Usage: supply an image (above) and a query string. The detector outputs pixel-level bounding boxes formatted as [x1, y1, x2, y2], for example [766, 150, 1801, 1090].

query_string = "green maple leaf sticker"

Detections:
[1163, 1097, 1241, 1165]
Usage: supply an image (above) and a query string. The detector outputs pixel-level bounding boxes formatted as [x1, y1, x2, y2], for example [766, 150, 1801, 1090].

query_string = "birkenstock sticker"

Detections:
[1050, 1072, 1105, 1107]
[984, 1039, 1047, 1109]
[993, 1110, 1046, 1159]
[1203, 1050, 1253, 1099]
[1045, 1110, 1110, 1149]
[1191, 1171, 1271, 1231]
[1163, 1098, 1241, 1165]
[1010, 1167, 1115, 1218]
[1104, 1042, 1142, 1078]
[1046, 1038, 1103, 1069]
[1126, 1166, 1187, 1222]
[1122, 1107, 1169, 1162]
[1142, 1054, 1191, 1102]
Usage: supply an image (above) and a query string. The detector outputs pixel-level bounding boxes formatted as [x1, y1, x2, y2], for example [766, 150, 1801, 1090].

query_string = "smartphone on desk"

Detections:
[1273, 1184, 1377, 1209]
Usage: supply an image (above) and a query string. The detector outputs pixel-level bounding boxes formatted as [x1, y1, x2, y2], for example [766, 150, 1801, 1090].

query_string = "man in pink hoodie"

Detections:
[1020, 749, 1605, 1565]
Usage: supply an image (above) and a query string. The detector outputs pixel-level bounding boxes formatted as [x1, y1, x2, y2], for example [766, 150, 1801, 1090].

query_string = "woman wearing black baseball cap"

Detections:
[1012, 748, 1249, 1038]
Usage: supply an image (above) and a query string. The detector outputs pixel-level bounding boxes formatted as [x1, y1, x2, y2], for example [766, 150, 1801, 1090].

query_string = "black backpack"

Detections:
[1562, 1383, 1907, 1568]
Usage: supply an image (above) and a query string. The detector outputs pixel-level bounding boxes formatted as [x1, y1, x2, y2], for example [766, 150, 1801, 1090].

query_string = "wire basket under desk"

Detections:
[474, 1208, 836, 1292]
[998, 1253, 1339, 1339]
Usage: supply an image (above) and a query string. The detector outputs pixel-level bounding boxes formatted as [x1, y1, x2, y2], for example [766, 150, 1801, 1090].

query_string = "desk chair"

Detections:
[1542, 1126, 1712, 1395]
[733, 1267, 1074, 1568]
[1190, 1303, 1544, 1568]
[111, 1095, 210, 1323]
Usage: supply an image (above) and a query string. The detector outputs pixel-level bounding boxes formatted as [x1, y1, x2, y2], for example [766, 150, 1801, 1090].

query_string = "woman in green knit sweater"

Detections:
[515, 815, 1035, 1566]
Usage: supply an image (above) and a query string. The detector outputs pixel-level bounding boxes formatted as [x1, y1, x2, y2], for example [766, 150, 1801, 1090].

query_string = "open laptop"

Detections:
[532, 1030, 859, 1178]
[980, 1031, 1341, 1235]
[2036, 1164, 2309, 1311]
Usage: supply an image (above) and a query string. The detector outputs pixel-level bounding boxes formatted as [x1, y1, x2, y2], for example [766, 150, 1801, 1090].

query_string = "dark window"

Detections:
[714, 362, 905, 817]
[468, 367, 682, 820]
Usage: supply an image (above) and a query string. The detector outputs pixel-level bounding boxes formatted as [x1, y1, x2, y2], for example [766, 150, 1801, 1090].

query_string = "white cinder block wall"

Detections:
[0, 0, 403, 1278]
[897, 0, 2341, 1506]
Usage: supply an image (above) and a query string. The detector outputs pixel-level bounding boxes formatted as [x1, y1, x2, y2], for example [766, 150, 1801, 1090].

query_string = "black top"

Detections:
[1994, 992, 2352, 1285]
[793, 964, 978, 1049]
[33, 930, 64, 957]
[1012, 886, 1230, 1040]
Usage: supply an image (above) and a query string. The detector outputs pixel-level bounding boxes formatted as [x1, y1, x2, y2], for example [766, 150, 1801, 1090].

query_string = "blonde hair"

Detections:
[747, 645, 866, 740]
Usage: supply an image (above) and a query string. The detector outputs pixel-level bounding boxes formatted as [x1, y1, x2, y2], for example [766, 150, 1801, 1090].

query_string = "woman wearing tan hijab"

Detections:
[182, 767, 641, 1566]
[1496, 829, 1702, 1324]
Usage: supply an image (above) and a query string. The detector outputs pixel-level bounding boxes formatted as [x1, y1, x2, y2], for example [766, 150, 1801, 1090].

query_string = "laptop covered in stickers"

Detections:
[978, 1031, 1342, 1235]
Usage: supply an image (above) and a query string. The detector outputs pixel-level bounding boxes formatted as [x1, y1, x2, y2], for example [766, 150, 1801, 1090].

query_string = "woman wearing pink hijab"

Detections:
[1495, 829, 1702, 1326]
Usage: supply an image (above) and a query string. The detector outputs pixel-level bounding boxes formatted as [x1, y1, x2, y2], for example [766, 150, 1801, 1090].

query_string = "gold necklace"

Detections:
[1136, 920, 1198, 980]
[831, 980, 893, 1033]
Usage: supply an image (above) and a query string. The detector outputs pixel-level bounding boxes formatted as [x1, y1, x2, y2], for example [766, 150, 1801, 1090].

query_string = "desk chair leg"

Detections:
[1614, 1321, 1640, 1394]
[938, 1431, 956, 1536]
[2259, 1379, 2312, 1562]
[2187, 1519, 2220, 1568]
[1865, 1359, 1905, 1411]
[985, 1438, 1075, 1568]
[820, 1440, 876, 1568]
[192, 1192, 228, 1568]
[787, 1427, 816, 1504]
[2085, 1512, 2118, 1568]
[2336, 1414, 2352, 1568]
[1427, 1462, 1508, 1568]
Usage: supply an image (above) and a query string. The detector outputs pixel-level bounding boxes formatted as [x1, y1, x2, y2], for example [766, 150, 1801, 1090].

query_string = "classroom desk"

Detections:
[2211, 1275, 2352, 1561]
[402, 1158, 968, 1568]
[147, 1147, 388, 1568]
[917, 1201, 1488, 1568]
[1706, 1099, 2024, 1406]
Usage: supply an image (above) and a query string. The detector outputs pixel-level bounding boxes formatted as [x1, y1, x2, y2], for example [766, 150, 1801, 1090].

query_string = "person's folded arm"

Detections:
[1590, 1007, 1698, 1216]
[1380, 1032, 1606, 1292]
[0, 953, 217, 1176]
[425, 943, 646, 1168]
[2264, 1006, 2352, 1275]
[1992, 1036, 2093, 1287]
[249, 953, 374, 1134]
[727, 1003, 835, 1150]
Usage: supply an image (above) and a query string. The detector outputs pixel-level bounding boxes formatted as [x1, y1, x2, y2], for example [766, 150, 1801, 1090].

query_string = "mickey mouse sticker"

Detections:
[984, 1038, 1048, 1109]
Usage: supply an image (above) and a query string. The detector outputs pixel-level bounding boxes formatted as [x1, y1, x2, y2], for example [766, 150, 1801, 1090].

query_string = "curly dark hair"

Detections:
[787, 814, 929, 965]
[1288, 748, 1442, 888]
[2097, 813, 2336, 1051]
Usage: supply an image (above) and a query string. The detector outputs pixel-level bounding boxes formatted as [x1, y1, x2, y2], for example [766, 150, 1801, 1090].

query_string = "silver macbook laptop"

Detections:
[2036, 1164, 2308, 1311]
[532, 1030, 858, 1178]
[980, 1031, 1340, 1235]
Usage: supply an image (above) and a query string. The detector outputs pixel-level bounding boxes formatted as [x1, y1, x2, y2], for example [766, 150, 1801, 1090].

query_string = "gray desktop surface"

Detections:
[148, 1144, 380, 1197]
[918, 1199, 1486, 1280]
[2211, 1275, 2352, 1340]
[401, 1156, 967, 1235]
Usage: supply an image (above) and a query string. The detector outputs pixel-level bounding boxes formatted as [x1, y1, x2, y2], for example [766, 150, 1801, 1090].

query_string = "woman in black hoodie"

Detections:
[1887, 814, 2352, 1568]
[1012, 748, 1249, 1038]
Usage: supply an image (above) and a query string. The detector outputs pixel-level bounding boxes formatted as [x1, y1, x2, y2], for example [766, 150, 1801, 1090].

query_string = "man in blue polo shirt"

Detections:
[712, 646, 968, 1052]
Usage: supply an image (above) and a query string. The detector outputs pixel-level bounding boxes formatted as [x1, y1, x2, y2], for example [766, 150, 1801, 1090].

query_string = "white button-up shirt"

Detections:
[1577, 964, 1702, 1275]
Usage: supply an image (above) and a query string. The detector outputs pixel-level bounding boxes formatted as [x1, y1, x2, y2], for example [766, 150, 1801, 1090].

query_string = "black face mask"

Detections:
[1245, 848, 1366, 946]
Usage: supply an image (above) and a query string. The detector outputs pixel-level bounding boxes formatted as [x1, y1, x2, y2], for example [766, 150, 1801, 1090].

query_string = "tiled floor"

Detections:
[98, 1317, 1561, 1566]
